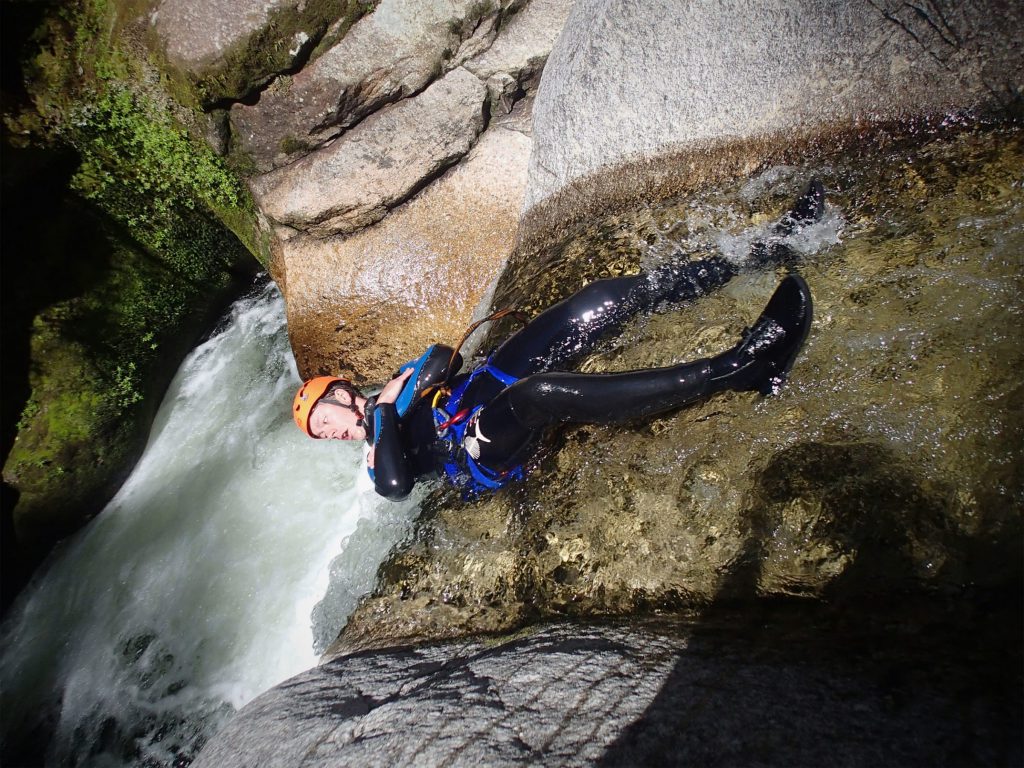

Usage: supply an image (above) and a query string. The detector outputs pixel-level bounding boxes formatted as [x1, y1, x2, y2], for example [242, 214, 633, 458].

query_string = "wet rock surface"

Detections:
[284, 111, 533, 383]
[197, 609, 1022, 767]
[335, 126, 1023, 650]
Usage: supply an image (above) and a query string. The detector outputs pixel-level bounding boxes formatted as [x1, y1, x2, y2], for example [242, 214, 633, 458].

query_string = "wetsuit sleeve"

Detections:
[367, 402, 414, 500]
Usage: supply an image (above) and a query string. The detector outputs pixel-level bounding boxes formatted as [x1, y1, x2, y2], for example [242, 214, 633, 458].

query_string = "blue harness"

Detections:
[432, 359, 525, 495]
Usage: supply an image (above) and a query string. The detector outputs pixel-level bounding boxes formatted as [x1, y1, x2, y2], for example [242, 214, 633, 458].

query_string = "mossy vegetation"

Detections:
[174, 0, 376, 108]
[0, 0, 263, 560]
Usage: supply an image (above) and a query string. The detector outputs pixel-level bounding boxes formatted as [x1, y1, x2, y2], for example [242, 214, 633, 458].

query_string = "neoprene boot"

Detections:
[749, 179, 826, 266]
[498, 275, 814, 430]
[708, 274, 814, 395]
[776, 178, 826, 236]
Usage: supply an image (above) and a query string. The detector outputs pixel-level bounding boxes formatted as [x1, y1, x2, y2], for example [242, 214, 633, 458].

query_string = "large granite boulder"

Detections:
[195, 618, 1022, 767]
[520, 0, 1024, 249]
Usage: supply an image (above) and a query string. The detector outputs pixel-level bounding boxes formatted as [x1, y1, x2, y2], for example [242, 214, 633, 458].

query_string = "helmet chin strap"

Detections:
[322, 382, 365, 429]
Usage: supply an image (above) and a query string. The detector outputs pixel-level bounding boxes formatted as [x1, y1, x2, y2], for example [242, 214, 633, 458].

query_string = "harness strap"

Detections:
[465, 454, 508, 490]
[483, 362, 519, 388]
[433, 356, 525, 495]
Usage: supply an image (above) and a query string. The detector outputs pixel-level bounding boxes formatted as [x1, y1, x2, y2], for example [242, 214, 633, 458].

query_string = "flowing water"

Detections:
[340, 123, 1023, 652]
[3, 124, 1022, 768]
[0, 281, 423, 766]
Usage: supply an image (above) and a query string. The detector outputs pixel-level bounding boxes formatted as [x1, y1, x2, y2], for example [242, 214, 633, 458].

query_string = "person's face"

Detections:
[309, 399, 366, 441]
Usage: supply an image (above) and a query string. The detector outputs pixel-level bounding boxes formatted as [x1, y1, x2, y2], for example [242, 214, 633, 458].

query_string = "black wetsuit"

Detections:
[365, 256, 744, 499]
[363, 180, 825, 499]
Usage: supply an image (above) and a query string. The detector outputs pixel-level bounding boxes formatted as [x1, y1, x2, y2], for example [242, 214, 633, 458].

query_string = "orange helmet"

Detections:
[292, 376, 348, 437]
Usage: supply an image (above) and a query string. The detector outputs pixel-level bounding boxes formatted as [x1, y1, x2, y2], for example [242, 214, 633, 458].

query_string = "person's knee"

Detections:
[563, 277, 636, 321]
[504, 376, 554, 429]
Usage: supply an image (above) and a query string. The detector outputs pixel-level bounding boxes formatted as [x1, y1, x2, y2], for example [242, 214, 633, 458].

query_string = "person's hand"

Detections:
[367, 445, 376, 469]
[377, 368, 413, 405]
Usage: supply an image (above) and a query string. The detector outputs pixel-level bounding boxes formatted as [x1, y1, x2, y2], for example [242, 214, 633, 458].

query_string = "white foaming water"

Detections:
[0, 281, 421, 766]
[716, 205, 846, 266]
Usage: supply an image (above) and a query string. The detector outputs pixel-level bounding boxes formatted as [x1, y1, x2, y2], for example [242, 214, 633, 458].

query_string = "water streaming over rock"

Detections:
[3, 125, 1021, 767]
[338, 124, 1023, 650]
[0, 281, 422, 767]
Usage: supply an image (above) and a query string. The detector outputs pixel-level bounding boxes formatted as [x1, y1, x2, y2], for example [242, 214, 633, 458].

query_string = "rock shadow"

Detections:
[595, 597, 1022, 767]
[596, 440, 1023, 766]
[720, 441, 972, 602]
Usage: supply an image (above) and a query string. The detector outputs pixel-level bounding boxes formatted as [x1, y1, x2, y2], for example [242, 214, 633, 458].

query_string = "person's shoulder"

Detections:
[394, 344, 463, 416]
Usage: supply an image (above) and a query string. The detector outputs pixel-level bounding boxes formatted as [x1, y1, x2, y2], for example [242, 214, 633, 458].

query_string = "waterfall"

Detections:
[0, 280, 422, 767]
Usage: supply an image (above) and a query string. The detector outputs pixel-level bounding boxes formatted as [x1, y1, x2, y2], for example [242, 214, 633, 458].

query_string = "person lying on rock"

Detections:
[292, 181, 825, 499]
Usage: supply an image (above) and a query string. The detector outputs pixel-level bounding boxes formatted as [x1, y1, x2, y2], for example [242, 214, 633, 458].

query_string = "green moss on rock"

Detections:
[170, 0, 375, 108]
[2, 0, 262, 555]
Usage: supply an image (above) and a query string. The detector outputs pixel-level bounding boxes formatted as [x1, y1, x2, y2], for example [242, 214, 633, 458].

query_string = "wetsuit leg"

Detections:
[467, 360, 716, 472]
[488, 179, 825, 380]
[451, 256, 738, 415]
[489, 256, 737, 378]
[461, 181, 826, 471]
[467, 275, 813, 472]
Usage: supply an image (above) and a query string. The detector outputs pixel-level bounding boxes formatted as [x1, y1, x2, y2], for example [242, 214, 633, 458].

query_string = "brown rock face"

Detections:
[283, 115, 533, 383]
[219, 0, 574, 383]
